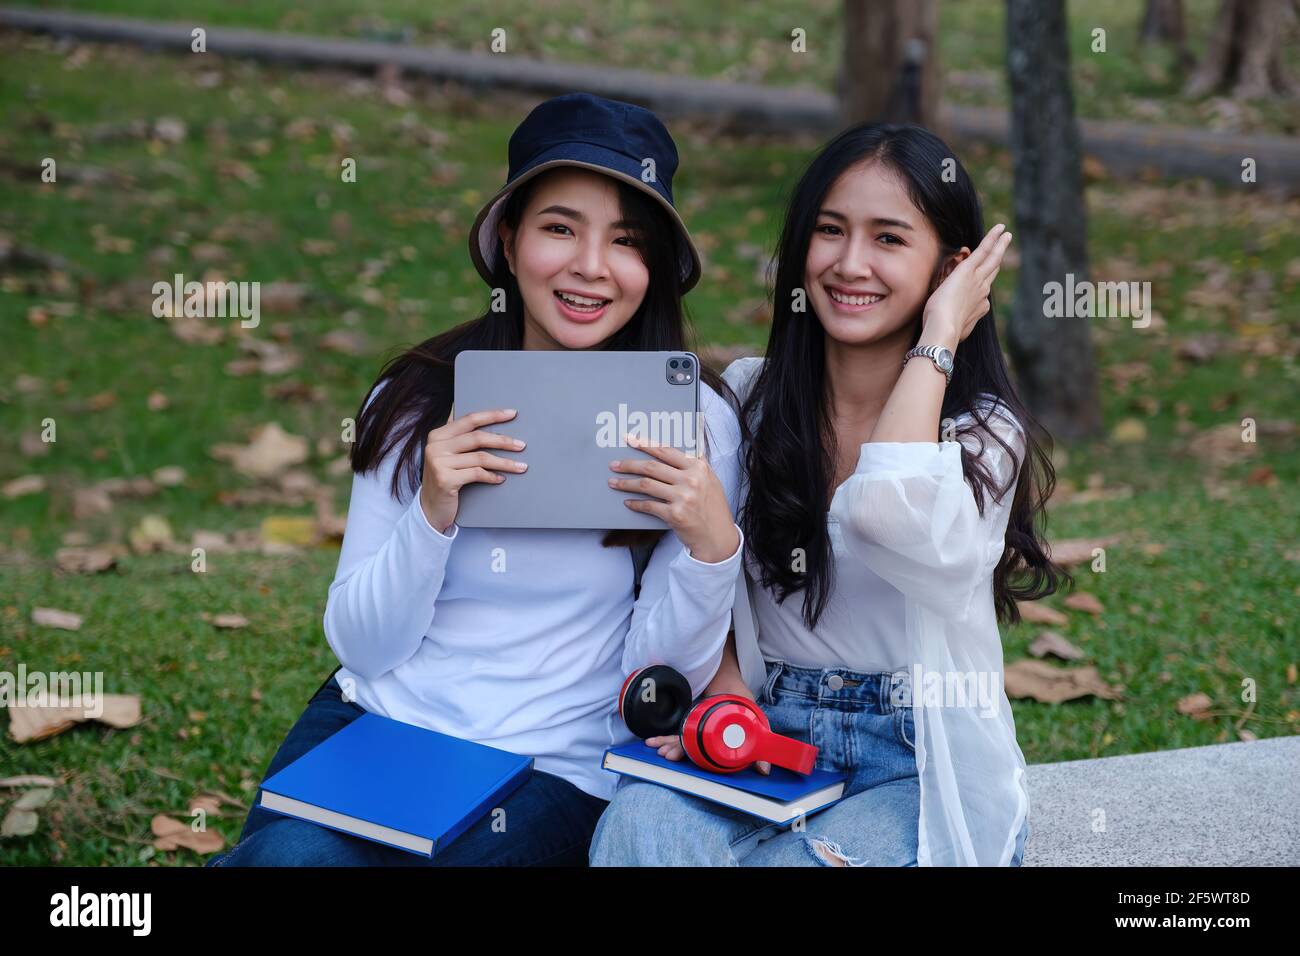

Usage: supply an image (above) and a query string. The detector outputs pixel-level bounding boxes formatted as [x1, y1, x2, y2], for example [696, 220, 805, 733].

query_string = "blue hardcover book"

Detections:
[602, 741, 848, 824]
[259, 712, 533, 858]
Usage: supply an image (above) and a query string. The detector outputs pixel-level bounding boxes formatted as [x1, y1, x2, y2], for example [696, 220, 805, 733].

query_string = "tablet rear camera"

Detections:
[667, 356, 694, 384]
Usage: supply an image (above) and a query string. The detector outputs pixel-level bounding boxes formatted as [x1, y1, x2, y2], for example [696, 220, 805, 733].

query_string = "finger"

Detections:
[441, 408, 517, 438]
[756, 761, 771, 775]
[625, 433, 692, 469]
[609, 474, 675, 501]
[658, 739, 685, 760]
[443, 429, 526, 454]
[609, 456, 677, 483]
[445, 451, 528, 474]
[966, 223, 1006, 268]
[452, 466, 506, 489]
[976, 231, 1014, 281]
[622, 496, 670, 521]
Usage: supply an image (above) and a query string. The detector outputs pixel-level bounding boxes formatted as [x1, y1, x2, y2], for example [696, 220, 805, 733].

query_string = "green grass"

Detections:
[14, 0, 1300, 134]
[0, 33, 1296, 866]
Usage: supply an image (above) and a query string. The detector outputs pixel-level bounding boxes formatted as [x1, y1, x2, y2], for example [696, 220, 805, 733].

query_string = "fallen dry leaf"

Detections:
[167, 316, 225, 345]
[1016, 600, 1069, 627]
[1, 808, 38, 837]
[211, 422, 308, 479]
[260, 514, 318, 547]
[1176, 691, 1214, 719]
[1049, 536, 1124, 567]
[129, 514, 174, 554]
[3, 475, 46, 499]
[1064, 592, 1105, 615]
[188, 794, 223, 817]
[31, 607, 82, 631]
[19, 432, 49, 458]
[1111, 418, 1147, 444]
[315, 490, 347, 541]
[6, 693, 142, 743]
[1176, 334, 1224, 363]
[258, 282, 310, 313]
[12, 787, 54, 810]
[191, 530, 233, 553]
[1187, 423, 1257, 468]
[150, 814, 225, 854]
[96, 476, 157, 498]
[210, 613, 249, 630]
[73, 486, 113, 519]
[151, 465, 186, 487]
[225, 338, 299, 377]
[0, 775, 61, 788]
[54, 546, 119, 574]
[1028, 630, 1085, 661]
[320, 329, 369, 356]
[1004, 660, 1121, 703]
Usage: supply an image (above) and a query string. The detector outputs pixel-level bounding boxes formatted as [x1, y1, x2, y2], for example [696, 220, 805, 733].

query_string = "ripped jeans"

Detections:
[589, 659, 1029, 867]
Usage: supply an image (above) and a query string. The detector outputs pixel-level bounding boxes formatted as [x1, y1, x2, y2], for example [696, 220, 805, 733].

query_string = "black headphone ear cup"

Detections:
[620, 665, 692, 739]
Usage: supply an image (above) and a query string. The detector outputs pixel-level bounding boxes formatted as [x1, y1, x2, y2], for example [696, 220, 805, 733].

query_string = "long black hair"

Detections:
[350, 168, 736, 552]
[741, 123, 1067, 627]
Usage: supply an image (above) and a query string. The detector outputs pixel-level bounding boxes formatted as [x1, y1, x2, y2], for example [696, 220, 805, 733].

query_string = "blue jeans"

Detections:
[590, 660, 1030, 866]
[206, 670, 607, 866]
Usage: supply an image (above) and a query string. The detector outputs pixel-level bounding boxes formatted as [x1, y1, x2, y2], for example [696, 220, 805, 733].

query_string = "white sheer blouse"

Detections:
[723, 355, 1031, 867]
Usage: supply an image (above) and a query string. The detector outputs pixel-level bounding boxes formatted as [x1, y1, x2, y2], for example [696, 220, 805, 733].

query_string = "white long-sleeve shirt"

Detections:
[724, 355, 1031, 867]
[324, 379, 744, 801]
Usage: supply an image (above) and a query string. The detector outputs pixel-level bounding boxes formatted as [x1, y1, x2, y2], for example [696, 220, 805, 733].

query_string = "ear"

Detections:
[497, 219, 516, 276]
[938, 246, 971, 284]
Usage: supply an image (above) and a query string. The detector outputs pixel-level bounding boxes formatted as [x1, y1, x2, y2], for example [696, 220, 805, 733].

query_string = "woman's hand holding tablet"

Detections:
[608, 433, 740, 564]
[419, 408, 529, 534]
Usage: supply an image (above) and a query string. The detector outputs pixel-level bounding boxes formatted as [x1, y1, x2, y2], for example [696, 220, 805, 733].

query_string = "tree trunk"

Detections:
[1004, 0, 1102, 442]
[839, 0, 941, 128]
[1141, 0, 1186, 42]
[1185, 0, 1298, 98]
[1140, 0, 1193, 69]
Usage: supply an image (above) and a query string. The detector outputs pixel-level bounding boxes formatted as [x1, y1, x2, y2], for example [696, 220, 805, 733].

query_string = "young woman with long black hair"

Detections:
[590, 123, 1067, 867]
[208, 93, 745, 867]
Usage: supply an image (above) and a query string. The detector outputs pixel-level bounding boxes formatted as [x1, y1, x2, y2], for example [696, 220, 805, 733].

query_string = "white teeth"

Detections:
[557, 291, 608, 309]
[829, 289, 883, 306]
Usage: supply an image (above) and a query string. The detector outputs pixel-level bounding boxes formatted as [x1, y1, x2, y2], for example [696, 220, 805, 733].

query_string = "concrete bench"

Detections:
[1022, 735, 1299, 866]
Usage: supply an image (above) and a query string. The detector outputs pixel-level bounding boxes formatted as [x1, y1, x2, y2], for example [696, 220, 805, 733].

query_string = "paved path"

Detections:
[4, 6, 1299, 189]
[1023, 735, 1299, 866]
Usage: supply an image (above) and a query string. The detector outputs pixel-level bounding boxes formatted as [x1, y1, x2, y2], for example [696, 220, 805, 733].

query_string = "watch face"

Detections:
[936, 350, 954, 372]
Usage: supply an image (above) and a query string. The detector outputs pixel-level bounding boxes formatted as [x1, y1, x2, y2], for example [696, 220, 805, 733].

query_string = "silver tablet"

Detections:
[452, 350, 702, 529]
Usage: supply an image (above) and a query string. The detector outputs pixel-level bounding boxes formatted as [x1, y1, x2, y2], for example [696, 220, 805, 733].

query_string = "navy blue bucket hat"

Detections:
[468, 92, 702, 292]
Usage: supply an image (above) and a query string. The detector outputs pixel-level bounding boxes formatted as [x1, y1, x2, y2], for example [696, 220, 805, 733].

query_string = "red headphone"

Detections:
[618, 664, 818, 775]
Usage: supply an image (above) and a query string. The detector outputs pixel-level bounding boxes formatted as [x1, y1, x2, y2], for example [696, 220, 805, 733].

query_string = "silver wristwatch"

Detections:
[902, 345, 954, 385]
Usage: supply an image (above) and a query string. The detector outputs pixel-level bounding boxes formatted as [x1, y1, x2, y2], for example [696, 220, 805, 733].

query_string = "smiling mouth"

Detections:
[554, 290, 612, 313]
[827, 287, 886, 308]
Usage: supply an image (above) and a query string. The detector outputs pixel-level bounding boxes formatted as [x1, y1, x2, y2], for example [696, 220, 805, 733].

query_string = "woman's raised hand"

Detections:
[419, 408, 527, 534]
[608, 434, 739, 564]
[921, 223, 1013, 347]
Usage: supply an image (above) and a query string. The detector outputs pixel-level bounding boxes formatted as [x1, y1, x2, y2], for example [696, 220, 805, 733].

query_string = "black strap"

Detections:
[631, 541, 655, 599]
[310, 664, 343, 704]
